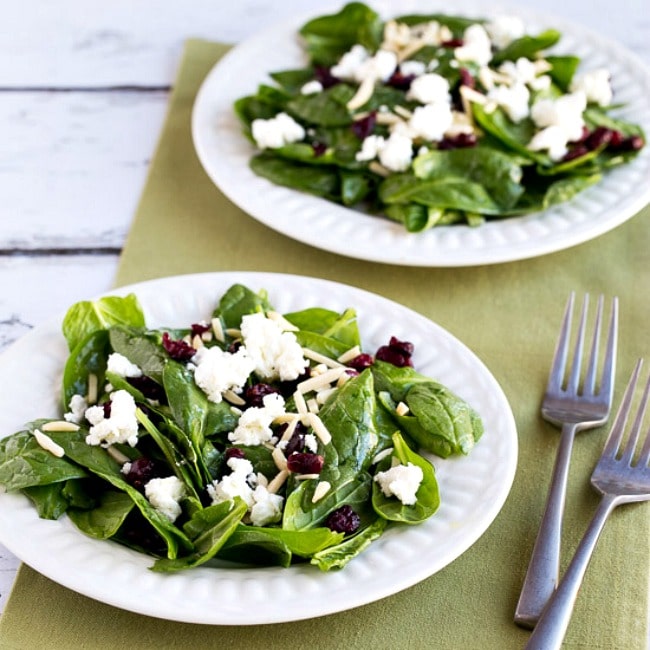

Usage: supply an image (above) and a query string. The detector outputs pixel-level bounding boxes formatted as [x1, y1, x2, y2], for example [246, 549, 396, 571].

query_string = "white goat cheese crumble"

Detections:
[455, 24, 493, 66]
[485, 15, 525, 49]
[488, 83, 530, 123]
[228, 393, 286, 446]
[331, 45, 397, 83]
[192, 345, 255, 403]
[106, 352, 143, 378]
[374, 462, 424, 505]
[300, 80, 323, 95]
[569, 68, 612, 106]
[144, 476, 186, 523]
[406, 73, 450, 105]
[240, 312, 308, 381]
[408, 103, 454, 141]
[64, 394, 88, 424]
[251, 112, 305, 149]
[84, 389, 139, 447]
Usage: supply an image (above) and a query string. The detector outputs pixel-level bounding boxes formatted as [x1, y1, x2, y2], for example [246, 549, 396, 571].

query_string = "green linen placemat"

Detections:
[1, 39, 649, 650]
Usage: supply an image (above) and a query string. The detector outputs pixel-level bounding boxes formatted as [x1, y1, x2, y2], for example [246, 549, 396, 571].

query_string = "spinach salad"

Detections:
[0, 284, 483, 572]
[234, 2, 645, 232]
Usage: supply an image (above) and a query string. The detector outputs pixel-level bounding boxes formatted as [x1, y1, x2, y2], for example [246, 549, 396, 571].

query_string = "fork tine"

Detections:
[598, 297, 618, 401]
[620, 373, 650, 465]
[637, 419, 650, 468]
[566, 294, 589, 394]
[582, 295, 603, 395]
[601, 359, 644, 460]
[547, 293, 575, 393]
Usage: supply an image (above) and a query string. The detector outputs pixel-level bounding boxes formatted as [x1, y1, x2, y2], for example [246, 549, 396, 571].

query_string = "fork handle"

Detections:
[515, 422, 578, 627]
[525, 494, 619, 650]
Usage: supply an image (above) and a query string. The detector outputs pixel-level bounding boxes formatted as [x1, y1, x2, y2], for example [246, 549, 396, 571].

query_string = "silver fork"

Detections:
[514, 293, 618, 628]
[526, 360, 650, 649]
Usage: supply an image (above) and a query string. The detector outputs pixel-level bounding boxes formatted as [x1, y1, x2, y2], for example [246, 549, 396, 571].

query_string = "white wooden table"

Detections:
[1, 0, 648, 622]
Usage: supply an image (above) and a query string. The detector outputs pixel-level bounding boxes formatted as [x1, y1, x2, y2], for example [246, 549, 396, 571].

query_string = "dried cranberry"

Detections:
[441, 38, 464, 48]
[311, 141, 327, 157]
[458, 67, 475, 89]
[278, 370, 311, 396]
[245, 383, 280, 407]
[386, 71, 416, 90]
[376, 337, 414, 367]
[127, 375, 166, 402]
[286, 452, 324, 474]
[102, 401, 112, 418]
[608, 130, 625, 148]
[314, 65, 340, 89]
[325, 505, 361, 534]
[225, 447, 246, 460]
[190, 322, 211, 338]
[562, 144, 589, 162]
[584, 126, 613, 151]
[617, 135, 645, 152]
[347, 353, 374, 372]
[438, 132, 477, 150]
[227, 340, 242, 354]
[282, 422, 309, 456]
[124, 457, 164, 492]
[351, 111, 377, 140]
[162, 332, 195, 362]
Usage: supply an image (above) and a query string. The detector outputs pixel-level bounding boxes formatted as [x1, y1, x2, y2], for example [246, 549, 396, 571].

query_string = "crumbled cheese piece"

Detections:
[445, 110, 475, 137]
[312, 481, 331, 503]
[374, 462, 424, 505]
[498, 57, 538, 86]
[570, 68, 612, 106]
[378, 131, 413, 172]
[455, 24, 493, 67]
[485, 15, 525, 49]
[528, 125, 573, 161]
[406, 73, 450, 105]
[64, 394, 88, 424]
[85, 390, 139, 447]
[303, 433, 318, 453]
[408, 103, 454, 141]
[251, 112, 305, 149]
[144, 476, 185, 522]
[300, 80, 323, 95]
[192, 345, 255, 403]
[487, 82, 530, 122]
[106, 352, 142, 379]
[241, 312, 308, 381]
[356, 134, 385, 162]
[121, 461, 132, 475]
[33, 429, 64, 458]
[331, 44, 370, 80]
[332, 45, 397, 84]
[229, 393, 286, 446]
[399, 60, 426, 78]
[249, 485, 284, 526]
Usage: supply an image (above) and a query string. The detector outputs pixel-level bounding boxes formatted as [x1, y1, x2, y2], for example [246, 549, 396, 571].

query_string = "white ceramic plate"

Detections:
[192, 1, 650, 267]
[0, 272, 516, 624]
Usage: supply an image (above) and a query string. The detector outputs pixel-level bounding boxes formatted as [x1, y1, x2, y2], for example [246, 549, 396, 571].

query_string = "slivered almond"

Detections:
[293, 389, 308, 416]
[316, 387, 337, 405]
[298, 367, 346, 394]
[372, 447, 394, 465]
[223, 390, 246, 406]
[307, 412, 332, 445]
[302, 347, 344, 369]
[211, 318, 225, 343]
[272, 446, 288, 472]
[307, 398, 319, 414]
[396, 401, 410, 416]
[337, 345, 361, 364]
[375, 112, 403, 126]
[295, 473, 320, 481]
[225, 328, 241, 338]
[312, 481, 331, 503]
[106, 445, 131, 464]
[369, 161, 391, 177]
[192, 334, 204, 350]
[279, 416, 299, 442]
[33, 430, 64, 458]
[267, 311, 299, 331]
[41, 421, 80, 432]
[346, 76, 376, 111]
[393, 105, 413, 119]
[267, 469, 289, 493]
[87, 373, 98, 405]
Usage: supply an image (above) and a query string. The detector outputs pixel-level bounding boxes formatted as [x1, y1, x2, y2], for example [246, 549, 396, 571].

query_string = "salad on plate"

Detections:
[0, 283, 484, 572]
[234, 2, 645, 232]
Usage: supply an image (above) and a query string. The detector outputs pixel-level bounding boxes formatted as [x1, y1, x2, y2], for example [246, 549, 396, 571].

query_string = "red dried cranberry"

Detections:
[347, 353, 374, 372]
[282, 422, 309, 456]
[584, 126, 613, 151]
[325, 505, 361, 534]
[127, 375, 166, 403]
[225, 447, 246, 460]
[227, 340, 242, 353]
[438, 132, 477, 150]
[562, 144, 589, 162]
[190, 322, 211, 338]
[245, 383, 280, 407]
[311, 141, 327, 157]
[376, 337, 414, 367]
[286, 452, 324, 474]
[459, 67, 475, 89]
[162, 332, 195, 362]
[608, 130, 625, 148]
[351, 111, 377, 139]
[102, 401, 112, 418]
[125, 457, 164, 492]
[441, 38, 464, 48]
[617, 135, 645, 151]
[314, 65, 340, 89]
[386, 71, 416, 90]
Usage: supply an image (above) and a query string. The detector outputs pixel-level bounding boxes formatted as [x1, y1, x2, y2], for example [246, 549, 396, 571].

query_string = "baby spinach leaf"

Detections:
[384, 203, 438, 232]
[62, 329, 110, 407]
[0, 424, 88, 491]
[299, 2, 384, 66]
[68, 490, 135, 540]
[394, 12, 480, 34]
[233, 95, 279, 130]
[340, 170, 375, 205]
[214, 283, 273, 329]
[372, 432, 440, 523]
[287, 85, 355, 127]
[62, 294, 145, 353]
[285, 307, 360, 347]
[270, 67, 316, 93]
[491, 29, 561, 64]
[310, 517, 387, 571]
[152, 499, 247, 572]
[108, 326, 168, 384]
[23, 483, 69, 520]
[546, 55, 580, 91]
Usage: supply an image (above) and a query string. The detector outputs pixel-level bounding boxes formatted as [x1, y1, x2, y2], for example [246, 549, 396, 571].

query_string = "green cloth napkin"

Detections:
[1, 39, 649, 650]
